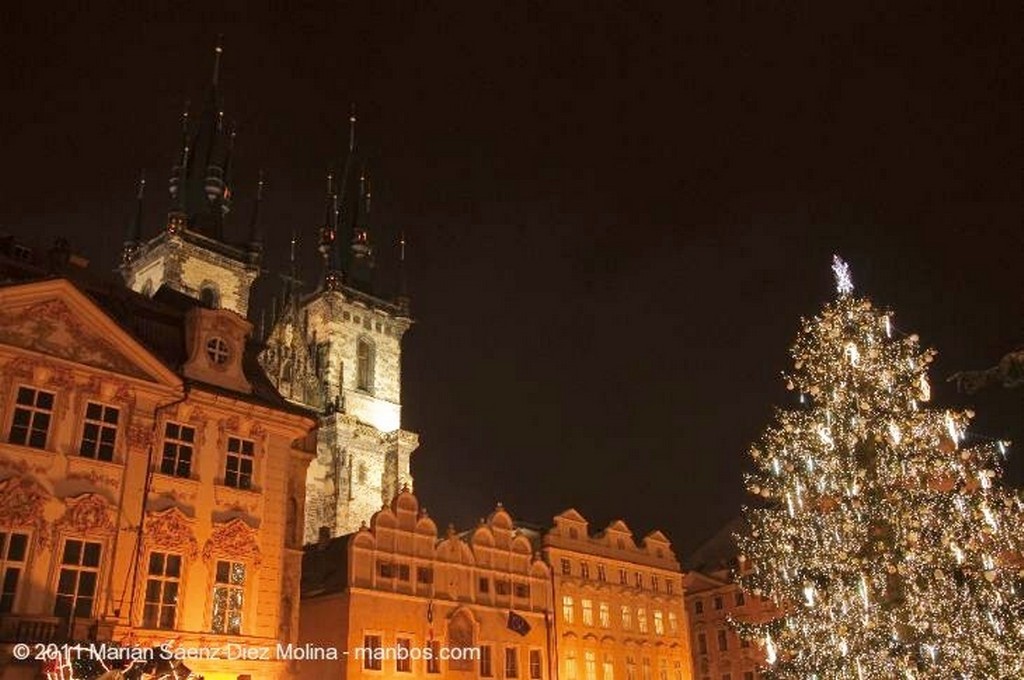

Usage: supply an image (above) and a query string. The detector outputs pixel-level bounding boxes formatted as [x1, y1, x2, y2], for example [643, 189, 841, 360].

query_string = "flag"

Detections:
[507, 610, 531, 636]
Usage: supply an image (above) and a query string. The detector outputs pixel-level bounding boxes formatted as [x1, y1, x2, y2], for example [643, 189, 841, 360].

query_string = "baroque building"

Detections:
[298, 489, 553, 680]
[258, 113, 418, 543]
[0, 261, 316, 679]
[543, 510, 694, 680]
[682, 520, 777, 680]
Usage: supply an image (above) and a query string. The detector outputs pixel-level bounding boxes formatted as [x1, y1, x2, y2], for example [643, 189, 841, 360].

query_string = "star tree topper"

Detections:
[832, 254, 853, 296]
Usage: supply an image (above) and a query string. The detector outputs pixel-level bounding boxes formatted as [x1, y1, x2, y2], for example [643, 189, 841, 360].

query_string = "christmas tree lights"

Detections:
[736, 257, 1024, 678]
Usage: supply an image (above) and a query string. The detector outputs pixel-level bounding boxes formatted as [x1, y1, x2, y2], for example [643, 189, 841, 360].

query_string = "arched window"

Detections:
[200, 285, 219, 308]
[356, 338, 374, 392]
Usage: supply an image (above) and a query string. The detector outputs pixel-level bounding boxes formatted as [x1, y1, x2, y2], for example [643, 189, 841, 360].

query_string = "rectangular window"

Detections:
[562, 595, 574, 623]
[717, 629, 728, 652]
[674, 662, 683, 680]
[621, 605, 632, 630]
[495, 580, 511, 596]
[398, 564, 410, 582]
[566, 652, 578, 680]
[418, 566, 434, 585]
[582, 599, 594, 626]
[396, 637, 411, 673]
[143, 552, 181, 629]
[641, 658, 651, 680]
[211, 560, 245, 634]
[427, 640, 441, 673]
[505, 647, 519, 678]
[599, 602, 610, 628]
[713, 595, 723, 610]
[514, 582, 530, 598]
[561, 559, 571, 575]
[694, 599, 704, 615]
[529, 650, 542, 679]
[666, 580, 674, 595]
[225, 436, 255, 489]
[603, 654, 614, 680]
[743, 673, 754, 680]
[364, 635, 382, 670]
[634, 572, 643, 589]
[637, 608, 647, 634]
[357, 340, 374, 392]
[734, 591, 745, 607]
[54, 539, 102, 619]
[659, 659, 668, 680]
[480, 577, 490, 593]
[0, 531, 29, 613]
[580, 562, 590, 579]
[379, 561, 395, 579]
[651, 575, 659, 592]
[619, 568, 628, 585]
[626, 657, 636, 680]
[480, 645, 493, 677]
[668, 612, 678, 634]
[697, 633, 707, 655]
[10, 386, 54, 449]
[585, 651, 597, 680]
[160, 422, 195, 478]
[80, 402, 119, 461]
[653, 611, 664, 635]
[597, 564, 606, 582]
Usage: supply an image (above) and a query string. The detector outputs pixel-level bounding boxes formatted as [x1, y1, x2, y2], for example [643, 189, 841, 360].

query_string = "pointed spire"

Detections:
[396, 230, 411, 313]
[348, 103, 357, 153]
[247, 170, 264, 248]
[212, 36, 223, 87]
[122, 171, 146, 265]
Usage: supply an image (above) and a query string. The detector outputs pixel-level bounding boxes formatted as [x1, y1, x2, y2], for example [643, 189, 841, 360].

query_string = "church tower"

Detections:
[260, 110, 419, 542]
[121, 42, 262, 317]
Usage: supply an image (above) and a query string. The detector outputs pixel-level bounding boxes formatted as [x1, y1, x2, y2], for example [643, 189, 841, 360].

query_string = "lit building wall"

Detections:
[298, 491, 552, 680]
[542, 510, 694, 680]
[0, 278, 316, 680]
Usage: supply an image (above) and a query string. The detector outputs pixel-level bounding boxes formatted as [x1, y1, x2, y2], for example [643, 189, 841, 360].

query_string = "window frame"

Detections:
[79, 401, 120, 462]
[53, 537, 104, 621]
[160, 421, 196, 479]
[211, 558, 247, 635]
[9, 385, 55, 450]
[0, 530, 30, 614]
[224, 435, 256, 490]
[141, 550, 183, 630]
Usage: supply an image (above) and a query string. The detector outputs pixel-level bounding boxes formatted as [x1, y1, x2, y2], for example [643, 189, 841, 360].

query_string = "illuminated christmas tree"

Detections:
[736, 257, 1024, 679]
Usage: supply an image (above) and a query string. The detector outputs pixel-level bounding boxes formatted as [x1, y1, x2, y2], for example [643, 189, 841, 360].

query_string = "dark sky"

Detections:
[2, 2, 1021, 558]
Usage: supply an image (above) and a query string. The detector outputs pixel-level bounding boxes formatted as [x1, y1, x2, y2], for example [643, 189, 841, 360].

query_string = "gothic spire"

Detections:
[247, 171, 264, 248]
[396, 230, 411, 313]
[122, 171, 146, 265]
[166, 39, 233, 239]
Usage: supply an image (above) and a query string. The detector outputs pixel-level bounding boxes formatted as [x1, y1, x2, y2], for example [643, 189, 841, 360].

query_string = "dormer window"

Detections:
[200, 285, 219, 308]
[206, 338, 230, 365]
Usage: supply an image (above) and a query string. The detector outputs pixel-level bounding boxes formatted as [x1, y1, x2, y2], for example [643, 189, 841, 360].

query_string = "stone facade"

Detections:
[299, 490, 552, 680]
[122, 227, 260, 318]
[543, 510, 694, 680]
[261, 285, 419, 543]
[0, 278, 316, 680]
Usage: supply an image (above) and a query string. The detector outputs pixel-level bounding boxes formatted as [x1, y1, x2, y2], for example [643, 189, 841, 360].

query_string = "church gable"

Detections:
[0, 279, 180, 385]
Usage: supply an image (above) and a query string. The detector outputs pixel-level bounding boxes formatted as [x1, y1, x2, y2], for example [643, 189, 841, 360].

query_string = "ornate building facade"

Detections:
[543, 510, 694, 680]
[0, 273, 316, 679]
[298, 489, 552, 680]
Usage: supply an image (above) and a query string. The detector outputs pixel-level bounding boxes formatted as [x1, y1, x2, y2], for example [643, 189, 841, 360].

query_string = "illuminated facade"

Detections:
[683, 522, 777, 680]
[0, 273, 316, 679]
[298, 490, 552, 680]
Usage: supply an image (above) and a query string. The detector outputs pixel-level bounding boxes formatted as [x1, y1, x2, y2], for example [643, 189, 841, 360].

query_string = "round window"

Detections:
[206, 337, 230, 365]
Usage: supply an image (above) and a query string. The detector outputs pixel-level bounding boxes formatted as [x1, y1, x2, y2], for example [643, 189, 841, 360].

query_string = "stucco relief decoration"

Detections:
[0, 476, 50, 541]
[203, 518, 261, 566]
[0, 299, 148, 380]
[126, 424, 153, 452]
[53, 493, 114, 541]
[144, 507, 199, 560]
[67, 467, 119, 490]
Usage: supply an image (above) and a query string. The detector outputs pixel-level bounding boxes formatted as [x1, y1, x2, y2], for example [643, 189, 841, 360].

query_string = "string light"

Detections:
[733, 260, 1024, 678]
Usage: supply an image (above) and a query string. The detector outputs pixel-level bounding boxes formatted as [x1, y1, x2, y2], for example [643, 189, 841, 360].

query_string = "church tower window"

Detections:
[357, 338, 374, 392]
[206, 337, 230, 365]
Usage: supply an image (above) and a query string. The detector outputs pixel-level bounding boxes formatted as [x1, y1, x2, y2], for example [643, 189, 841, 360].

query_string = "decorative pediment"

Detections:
[144, 507, 199, 560]
[0, 280, 180, 385]
[54, 493, 115, 540]
[203, 517, 261, 565]
[0, 476, 50, 540]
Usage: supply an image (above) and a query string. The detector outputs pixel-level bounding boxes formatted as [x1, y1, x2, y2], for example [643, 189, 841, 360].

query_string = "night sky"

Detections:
[2, 3, 1021, 558]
